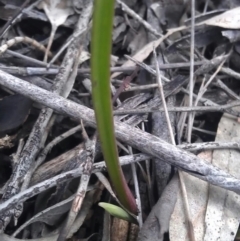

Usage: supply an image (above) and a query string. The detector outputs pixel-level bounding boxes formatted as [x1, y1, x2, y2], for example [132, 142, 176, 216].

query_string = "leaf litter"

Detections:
[1, 0, 240, 241]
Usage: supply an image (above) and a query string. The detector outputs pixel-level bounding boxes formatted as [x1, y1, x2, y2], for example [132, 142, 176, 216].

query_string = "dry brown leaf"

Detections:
[170, 108, 240, 241]
[38, 0, 74, 62]
[13, 194, 75, 237]
[111, 26, 186, 79]
[79, 50, 90, 64]
[0, 135, 14, 149]
[0, 190, 96, 241]
[204, 110, 240, 241]
[138, 173, 179, 241]
[169, 151, 212, 241]
[201, 7, 240, 29]
[77, 51, 118, 66]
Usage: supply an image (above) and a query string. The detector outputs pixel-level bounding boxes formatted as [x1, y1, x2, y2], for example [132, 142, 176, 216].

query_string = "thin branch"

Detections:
[179, 141, 240, 152]
[0, 2, 92, 230]
[116, 0, 162, 38]
[128, 146, 142, 227]
[184, 3, 196, 239]
[0, 154, 149, 215]
[0, 0, 31, 38]
[47, 26, 88, 67]
[0, 37, 52, 57]
[214, 78, 240, 101]
[194, 58, 227, 105]
[221, 66, 240, 81]
[22, 124, 82, 190]
[0, 61, 206, 76]
[1, 136, 239, 216]
[1, 71, 240, 195]
[187, 125, 216, 136]
[125, 55, 171, 82]
[153, 48, 175, 144]
[57, 121, 95, 241]
[154, 46, 195, 241]
[5, 49, 48, 67]
[187, 0, 196, 144]
[113, 101, 240, 115]
[181, 88, 240, 117]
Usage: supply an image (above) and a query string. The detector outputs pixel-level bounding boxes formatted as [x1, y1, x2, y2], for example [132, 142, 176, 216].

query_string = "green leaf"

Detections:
[90, 0, 137, 214]
[99, 202, 137, 224]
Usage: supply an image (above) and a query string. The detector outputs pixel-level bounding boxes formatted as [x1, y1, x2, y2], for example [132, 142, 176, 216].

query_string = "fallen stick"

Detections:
[0, 70, 239, 195]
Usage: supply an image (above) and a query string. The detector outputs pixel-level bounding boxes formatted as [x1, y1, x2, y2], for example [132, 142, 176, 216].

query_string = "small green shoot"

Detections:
[99, 202, 138, 224]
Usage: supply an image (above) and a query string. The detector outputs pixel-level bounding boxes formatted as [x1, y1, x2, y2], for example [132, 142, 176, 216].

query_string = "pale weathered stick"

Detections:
[57, 121, 95, 241]
[0, 1, 92, 230]
[0, 70, 240, 195]
[113, 102, 240, 115]
[0, 61, 206, 76]
[0, 154, 148, 215]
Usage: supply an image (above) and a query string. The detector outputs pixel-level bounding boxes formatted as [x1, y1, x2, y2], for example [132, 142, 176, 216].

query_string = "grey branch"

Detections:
[0, 154, 149, 214]
[0, 71, 240, 196]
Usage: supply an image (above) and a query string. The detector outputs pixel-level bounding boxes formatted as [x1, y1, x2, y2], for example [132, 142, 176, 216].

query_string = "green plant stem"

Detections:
[90, 0, 137, 214]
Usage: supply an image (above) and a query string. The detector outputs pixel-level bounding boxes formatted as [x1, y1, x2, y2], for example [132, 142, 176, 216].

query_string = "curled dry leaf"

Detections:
[0, 135, 14, 149]
[151, 0, 188, 28]
[204, 109, 240, 241]
[0, 233, 56, 241]
[201, 7, 240, 29]
[79, 50, 90, 64]
[78, 51, 118, 66]
[170, 107, 240, 241]
[38, 0, 74, 62]
[138, 173, 179, 241]
[222, 29, 240, 43]
[111, 26, 186, 79]
[9, 189, 97, 241]
[13, 194, 75, 237]
[170, 151, 212, 241]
